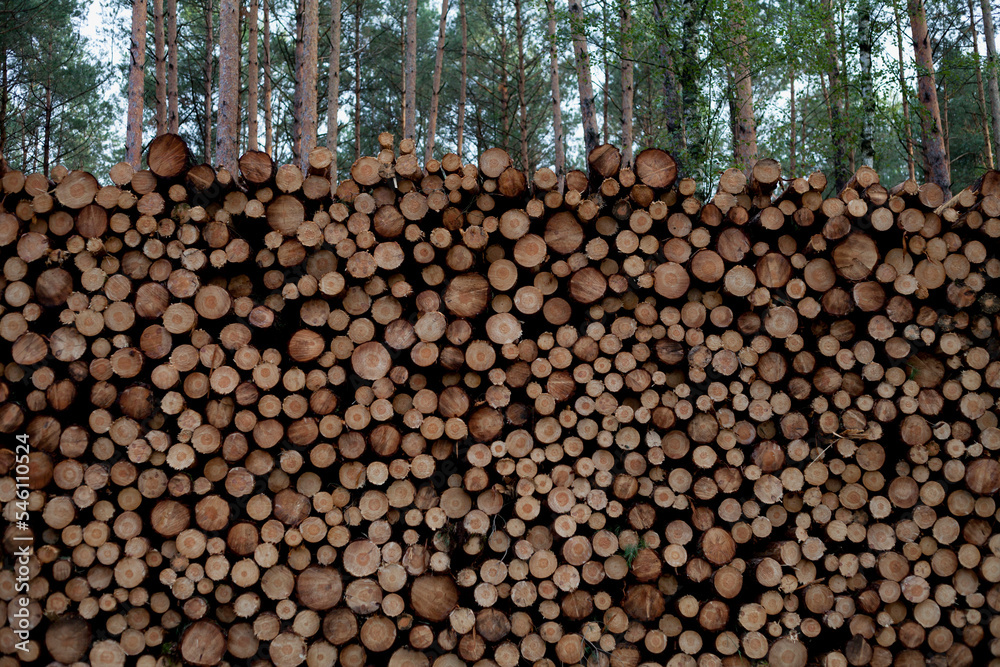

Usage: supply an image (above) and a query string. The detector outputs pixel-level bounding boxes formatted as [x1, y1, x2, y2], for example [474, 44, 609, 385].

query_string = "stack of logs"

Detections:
[2, 131, 1000, 667]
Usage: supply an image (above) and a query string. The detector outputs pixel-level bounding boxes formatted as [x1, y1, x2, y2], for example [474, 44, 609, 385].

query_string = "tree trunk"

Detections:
[403, 0, 417, 140]
[1, 48, 7, 156]
[908, 0, 951, 196]
[569, 0, 599, 156]
[263, 0, 272, 155]
[154, 0, 166, 135]
[789, 62, 796, 175]
[167, 0, 179, 132]
[678, 0, 702, 158]
[969, 0, 993, 168]
[652, 0, 683, 154]
[546, 0, 564, 189]
[126, 0, 147, 168]
[981, 0, 1000, 165]
[620, 0, 633, 166]
[893, 2, 915, 180]
[354, 0, 363, 161]
[516, 0, 529, 170]
[425, 0, 450, 164]
[457, 0, 468, 158]
[300, 0, 319, 172]
[840, 3, 854, 175]
[235, 6, 243, 152]
[248, 0, 259, 151]
[292, 0, 304, 165]
[43, 72, 51, 176]
[858, 0, 874, 168]
[216, 0, 239, 174]
[204, 0, 214, 164]
[497, 4, 510, 152]
[730, 0, 757, 173]
[601, 0, 609, 145]
[943, 79, 951, 166]
[398, 10, 405, 138]
[823, 0, 847, 190]
[327, 0, 341, 175]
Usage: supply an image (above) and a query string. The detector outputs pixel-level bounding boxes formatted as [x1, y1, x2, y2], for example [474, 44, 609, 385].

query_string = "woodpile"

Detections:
[1, 132, 1000, 667]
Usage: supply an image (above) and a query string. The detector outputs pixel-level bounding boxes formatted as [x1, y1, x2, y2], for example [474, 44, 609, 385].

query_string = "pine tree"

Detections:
[126, 0, 147, 167]
[908, 0, 950, 195]
[216, 0, 239, 173]
[569, 0, 598, 156]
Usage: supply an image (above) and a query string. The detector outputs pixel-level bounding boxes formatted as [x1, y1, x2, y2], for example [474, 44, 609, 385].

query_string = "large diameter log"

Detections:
[45, 617, 91, 664]
[634, 148, 677, 189]
[832, 232, 879, 280]
[180, 621, 227, 666]
[296, 566, 344, 609]
[443, 274, 489, 317]
[965, 458, 1000, 494]
[147, 133, 191, 178]
[410, 574, 459, 621]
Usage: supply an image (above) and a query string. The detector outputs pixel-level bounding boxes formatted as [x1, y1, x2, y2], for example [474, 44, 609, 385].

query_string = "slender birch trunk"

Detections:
[823, 0, 847, 189]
